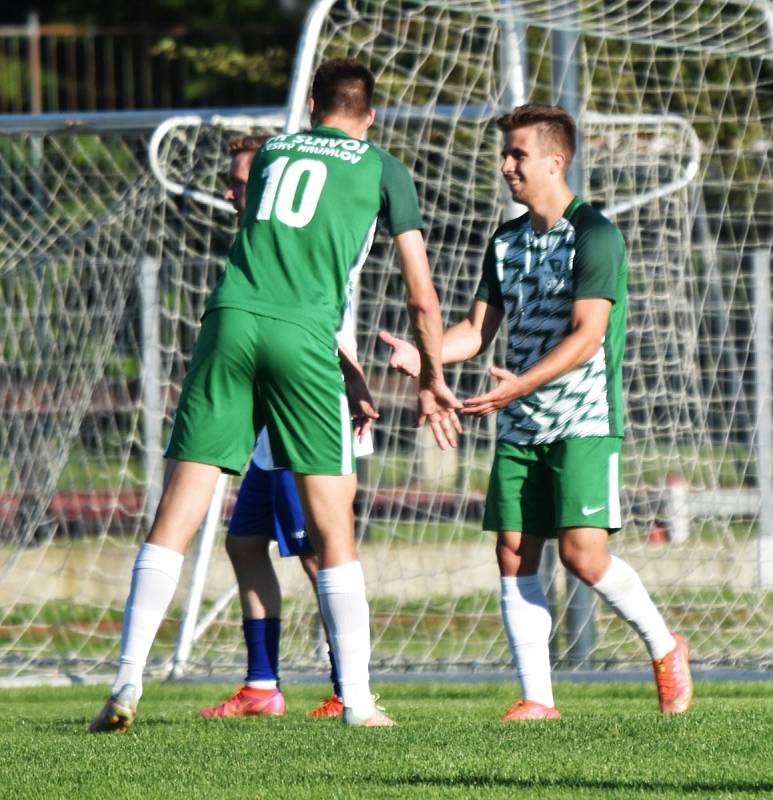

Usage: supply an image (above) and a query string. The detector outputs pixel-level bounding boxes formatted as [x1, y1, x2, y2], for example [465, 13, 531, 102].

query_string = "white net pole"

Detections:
[170, 473, 229, 679]
[753, 249, 773, 587]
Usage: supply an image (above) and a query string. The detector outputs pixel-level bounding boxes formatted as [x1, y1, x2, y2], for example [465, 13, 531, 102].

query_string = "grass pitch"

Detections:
[0, 681, 771, 799]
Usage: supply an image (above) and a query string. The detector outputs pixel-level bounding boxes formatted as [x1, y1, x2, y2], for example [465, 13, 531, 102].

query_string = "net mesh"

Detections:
[0, 0, 771, 682]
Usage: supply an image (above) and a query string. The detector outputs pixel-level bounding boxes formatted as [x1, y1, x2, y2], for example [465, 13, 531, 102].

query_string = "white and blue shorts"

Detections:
[227, 460, 313, 558]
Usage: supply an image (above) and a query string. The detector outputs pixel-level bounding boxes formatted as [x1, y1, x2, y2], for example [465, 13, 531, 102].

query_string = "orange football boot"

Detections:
[200, 686, 286, 718]
[653, 633, 693, 714]
[306, 694, 344, 718]
[501, 699, 561, 721]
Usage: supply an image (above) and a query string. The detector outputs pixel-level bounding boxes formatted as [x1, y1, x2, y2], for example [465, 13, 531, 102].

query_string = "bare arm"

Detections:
[393, 229, 462, 447]
[393, 229, 446, 387]
[462, 297, 612, 416]
[337, 341, 364, 383]
[379, 299, 503, 376]
[441, 299, 504, 364]
[337, 342, 378, 441]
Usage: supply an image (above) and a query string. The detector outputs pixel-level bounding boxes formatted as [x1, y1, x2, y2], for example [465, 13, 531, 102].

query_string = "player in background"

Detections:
[89, 58, 460, 733]
[200, 136, 372, 719]
[380, 103, 692, 720]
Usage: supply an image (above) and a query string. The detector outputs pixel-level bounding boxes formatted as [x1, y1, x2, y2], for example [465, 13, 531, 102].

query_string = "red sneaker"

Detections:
[306, 694, 344, 718]
[501, 699, 561, 721]
[200, 686, 286, 718]
[653, 633, 693, 714]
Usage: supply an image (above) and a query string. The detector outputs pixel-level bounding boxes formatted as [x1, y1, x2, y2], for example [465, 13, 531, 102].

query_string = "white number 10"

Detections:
[256, 157, 327, 228]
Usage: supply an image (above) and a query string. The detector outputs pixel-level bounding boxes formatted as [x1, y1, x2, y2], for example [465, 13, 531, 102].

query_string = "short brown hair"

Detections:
[227, 133, 272, 156]
[497, 103, 576, 166]
[311, 58, 375, 118]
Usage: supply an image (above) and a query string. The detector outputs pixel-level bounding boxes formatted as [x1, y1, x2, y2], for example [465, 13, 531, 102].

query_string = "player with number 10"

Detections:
[89, 58, 460, 732]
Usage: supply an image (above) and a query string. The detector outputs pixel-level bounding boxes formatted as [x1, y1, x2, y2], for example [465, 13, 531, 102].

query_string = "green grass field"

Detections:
[1, 681, 771, 799]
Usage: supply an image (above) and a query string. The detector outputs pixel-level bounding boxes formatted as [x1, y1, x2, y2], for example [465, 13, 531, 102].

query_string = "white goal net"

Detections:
[0, 0, 771, 684]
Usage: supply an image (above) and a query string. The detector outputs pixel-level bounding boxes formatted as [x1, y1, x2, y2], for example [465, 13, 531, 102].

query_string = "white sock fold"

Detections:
[316, 561, 373, 719]
[500, 575, 555, 707]
[592, 555, 676, 660]
[113, 542, 184, 697]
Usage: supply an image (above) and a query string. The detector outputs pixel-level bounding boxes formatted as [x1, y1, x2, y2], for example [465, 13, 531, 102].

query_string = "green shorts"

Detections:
[482, 437, 622, 537]
[165, 308, 355, 476]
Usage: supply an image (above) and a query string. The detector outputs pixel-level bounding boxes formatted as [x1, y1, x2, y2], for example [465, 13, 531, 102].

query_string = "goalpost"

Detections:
[0, 0, 771, 686]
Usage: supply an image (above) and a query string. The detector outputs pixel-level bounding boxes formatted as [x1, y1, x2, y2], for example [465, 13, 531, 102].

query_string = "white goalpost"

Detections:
[0, 0, 771, 686]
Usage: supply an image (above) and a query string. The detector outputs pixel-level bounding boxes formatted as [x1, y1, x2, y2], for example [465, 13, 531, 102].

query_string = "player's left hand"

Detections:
[346, 371, 379, 441]
[461, 365, 522, 416]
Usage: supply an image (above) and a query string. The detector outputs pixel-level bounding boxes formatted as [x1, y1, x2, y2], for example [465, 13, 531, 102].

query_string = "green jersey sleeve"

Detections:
[474, 235, 504, 308]
[377, 149, 424, 235]
[572, 208, 626, 303]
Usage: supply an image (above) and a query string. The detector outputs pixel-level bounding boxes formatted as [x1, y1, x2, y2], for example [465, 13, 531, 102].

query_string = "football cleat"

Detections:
[200, 686, 286, 718]
[653, 633, 693, 714]
[88, 683, 139, 733]
[342, 705, 396, 727]
[306, 694, 344, 718]
[501, 699, 561, 721]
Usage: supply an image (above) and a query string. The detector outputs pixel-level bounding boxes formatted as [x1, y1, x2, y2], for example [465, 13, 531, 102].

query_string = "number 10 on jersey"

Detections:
[257, 157, 328, 228]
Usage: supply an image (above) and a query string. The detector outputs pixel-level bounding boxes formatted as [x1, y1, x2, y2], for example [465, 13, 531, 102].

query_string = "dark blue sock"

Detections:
[328, 645, 341, 698]
[243, 618, 280, 683]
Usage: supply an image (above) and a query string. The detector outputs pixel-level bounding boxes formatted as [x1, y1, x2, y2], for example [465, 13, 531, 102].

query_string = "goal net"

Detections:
[1, 0, 771, 684]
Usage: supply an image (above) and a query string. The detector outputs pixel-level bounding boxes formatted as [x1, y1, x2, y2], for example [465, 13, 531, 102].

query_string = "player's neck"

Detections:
[314, 113, 369, 140]
[527, 184, 575, 235]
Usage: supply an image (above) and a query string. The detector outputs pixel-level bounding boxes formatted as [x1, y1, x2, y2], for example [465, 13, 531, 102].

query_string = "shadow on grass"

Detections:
[383, 775, 773, 794]
[53, 716, 182, 733]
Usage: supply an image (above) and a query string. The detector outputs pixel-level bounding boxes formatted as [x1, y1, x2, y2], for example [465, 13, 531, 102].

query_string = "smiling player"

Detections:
[380, 103, 692, 720]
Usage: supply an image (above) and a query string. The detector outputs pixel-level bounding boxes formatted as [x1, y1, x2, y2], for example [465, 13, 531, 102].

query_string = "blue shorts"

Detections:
[227, 461, 314, 558]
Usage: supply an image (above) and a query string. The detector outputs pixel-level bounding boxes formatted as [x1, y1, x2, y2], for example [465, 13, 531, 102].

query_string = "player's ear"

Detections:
[307, 96, 316, 123]
[552, 151, 566, 176]
[364, 108, 376, 129]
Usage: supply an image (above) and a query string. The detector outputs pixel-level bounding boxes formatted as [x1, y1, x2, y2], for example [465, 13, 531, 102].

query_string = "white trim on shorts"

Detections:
[608, 451, 621, 528]
[339, 394, 353, 475]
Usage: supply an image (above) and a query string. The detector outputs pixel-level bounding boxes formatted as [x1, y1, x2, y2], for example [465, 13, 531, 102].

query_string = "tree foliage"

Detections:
[152, 38, 290, 89]
[8, 0, 309, 27]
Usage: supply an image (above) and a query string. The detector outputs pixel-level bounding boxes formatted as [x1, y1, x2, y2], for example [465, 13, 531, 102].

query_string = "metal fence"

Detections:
[0, 13, 296, 114]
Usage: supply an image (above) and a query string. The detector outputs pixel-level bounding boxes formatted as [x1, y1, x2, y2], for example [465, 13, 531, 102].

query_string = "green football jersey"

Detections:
[476, 196, 628, 445]
[206, 125, 423, 343]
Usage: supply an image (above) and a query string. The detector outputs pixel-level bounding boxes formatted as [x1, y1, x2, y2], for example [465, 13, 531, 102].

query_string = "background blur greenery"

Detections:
[4, 0, 309, 28]
[0, 1, 314, 111]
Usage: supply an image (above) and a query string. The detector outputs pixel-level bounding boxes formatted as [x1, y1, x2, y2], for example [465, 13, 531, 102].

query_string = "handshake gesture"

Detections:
[378, 330, 523, 421]
[378, 331, 462, 450]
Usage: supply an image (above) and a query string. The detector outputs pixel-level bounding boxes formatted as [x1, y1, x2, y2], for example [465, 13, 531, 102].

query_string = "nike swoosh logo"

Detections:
[581, 505, 605, 516]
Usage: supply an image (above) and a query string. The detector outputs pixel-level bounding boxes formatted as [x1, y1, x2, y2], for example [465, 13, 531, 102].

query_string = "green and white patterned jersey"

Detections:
[206, 125, 423, 344]
[476, 196, 627, 445]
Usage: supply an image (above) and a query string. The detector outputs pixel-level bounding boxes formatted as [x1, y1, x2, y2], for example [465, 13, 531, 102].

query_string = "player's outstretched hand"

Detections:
[462, 365, 522, 416]
[378, 330, 421, 377]
[346, 370, 380, 442]
[418, 380, 463, 449]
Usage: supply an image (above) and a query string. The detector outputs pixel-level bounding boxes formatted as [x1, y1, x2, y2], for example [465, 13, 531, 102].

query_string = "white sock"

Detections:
[316, 561, 374, 719]
[592, 555, 676, 660]
[500, 576, 555, 707]
[113, 542, 184, 697]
